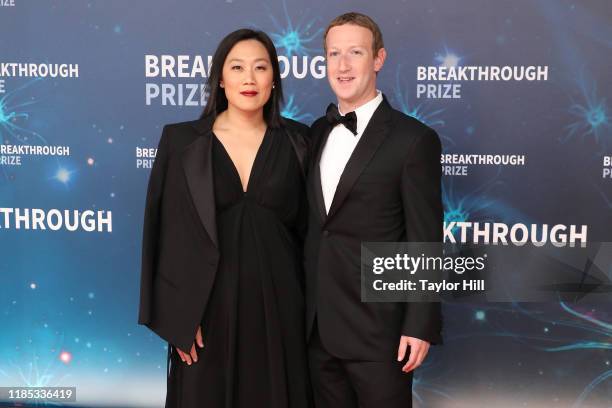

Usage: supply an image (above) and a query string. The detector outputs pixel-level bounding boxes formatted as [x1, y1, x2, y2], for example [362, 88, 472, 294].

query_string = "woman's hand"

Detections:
[176, 326, 204, 365]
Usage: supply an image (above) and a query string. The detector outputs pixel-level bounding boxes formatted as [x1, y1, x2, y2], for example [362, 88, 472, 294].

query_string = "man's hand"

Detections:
[176, 326, 204, 365]
[397, 335, 430, 372]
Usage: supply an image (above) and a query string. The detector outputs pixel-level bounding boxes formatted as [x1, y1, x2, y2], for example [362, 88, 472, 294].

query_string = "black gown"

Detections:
[166, 127, 312, 408]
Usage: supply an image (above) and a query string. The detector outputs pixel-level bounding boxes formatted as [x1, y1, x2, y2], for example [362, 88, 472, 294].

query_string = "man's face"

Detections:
[325, 24, 386, 111]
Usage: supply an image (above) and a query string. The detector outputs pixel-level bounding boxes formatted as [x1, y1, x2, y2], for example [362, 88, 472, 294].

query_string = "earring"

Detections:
[220, 83, 224, 88]
[272, 84, 275, 89]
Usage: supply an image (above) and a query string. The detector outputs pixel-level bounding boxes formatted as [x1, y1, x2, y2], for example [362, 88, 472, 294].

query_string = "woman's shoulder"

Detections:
[163, 118, 207, 135]
[280, 117, 310, 141]
[282, 117, 309, 136]
[158, 118, 211, 151]
[279, 117, 311, 174]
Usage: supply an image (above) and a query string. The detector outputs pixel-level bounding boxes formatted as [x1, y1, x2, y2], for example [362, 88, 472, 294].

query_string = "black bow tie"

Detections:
[326, 103, 358, 135]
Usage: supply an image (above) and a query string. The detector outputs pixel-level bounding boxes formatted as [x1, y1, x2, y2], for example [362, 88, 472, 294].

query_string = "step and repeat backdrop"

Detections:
[1, 0, 610, 407]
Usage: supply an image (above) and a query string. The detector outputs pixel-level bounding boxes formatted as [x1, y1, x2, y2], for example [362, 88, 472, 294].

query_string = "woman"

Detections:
[138, 29, 311, 407]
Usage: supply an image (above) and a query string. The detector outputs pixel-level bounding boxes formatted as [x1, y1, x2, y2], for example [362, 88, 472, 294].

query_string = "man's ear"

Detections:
[374, 47, 387, 72]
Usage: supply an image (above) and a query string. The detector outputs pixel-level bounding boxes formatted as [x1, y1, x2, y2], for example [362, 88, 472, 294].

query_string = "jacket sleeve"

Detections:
[399, 128, 443, 344]
[283, 118, 311, 245]
[138, 126, 170, 325]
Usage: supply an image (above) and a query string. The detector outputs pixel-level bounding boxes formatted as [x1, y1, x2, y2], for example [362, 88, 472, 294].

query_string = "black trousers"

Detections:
[308, 324, 413, 408]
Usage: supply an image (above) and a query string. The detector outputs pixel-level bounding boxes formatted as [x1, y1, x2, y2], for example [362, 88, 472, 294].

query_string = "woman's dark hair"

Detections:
[201, 29, 284, 128]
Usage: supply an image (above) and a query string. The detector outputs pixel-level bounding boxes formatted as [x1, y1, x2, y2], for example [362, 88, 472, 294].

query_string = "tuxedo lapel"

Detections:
[325, 98, 393, 223]
[181, 117, 218, 247]
[309, 124, 332, 224]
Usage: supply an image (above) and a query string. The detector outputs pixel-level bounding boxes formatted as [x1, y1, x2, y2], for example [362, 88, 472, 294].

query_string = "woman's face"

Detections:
[220, 39, 274, 115]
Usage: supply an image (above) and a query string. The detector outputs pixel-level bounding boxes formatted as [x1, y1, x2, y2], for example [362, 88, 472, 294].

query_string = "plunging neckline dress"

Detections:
[165, 127, 311, 408]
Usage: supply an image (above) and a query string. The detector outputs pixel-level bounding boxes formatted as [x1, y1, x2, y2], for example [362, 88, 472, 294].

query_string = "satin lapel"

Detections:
[308, 124, 333, 223]
[325, 99, 393, 223]
[182, 121, 218, 248]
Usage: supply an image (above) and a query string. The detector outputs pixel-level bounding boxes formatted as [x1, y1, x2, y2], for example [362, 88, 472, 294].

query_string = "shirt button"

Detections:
[323, 230, 330, 237]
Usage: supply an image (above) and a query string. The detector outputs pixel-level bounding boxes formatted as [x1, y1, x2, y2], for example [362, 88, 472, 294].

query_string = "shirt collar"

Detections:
[338, 90, 383, 135]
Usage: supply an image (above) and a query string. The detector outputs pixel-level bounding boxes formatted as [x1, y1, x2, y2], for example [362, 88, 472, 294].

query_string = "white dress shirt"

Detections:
[319, 91, 383, 213]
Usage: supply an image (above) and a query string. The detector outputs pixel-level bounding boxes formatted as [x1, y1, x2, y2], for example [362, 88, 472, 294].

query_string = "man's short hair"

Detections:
[324, 12, 384, 54]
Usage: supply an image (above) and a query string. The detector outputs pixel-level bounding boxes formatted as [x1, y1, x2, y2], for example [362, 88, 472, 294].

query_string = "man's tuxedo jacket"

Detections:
[304, 97, 443, 361]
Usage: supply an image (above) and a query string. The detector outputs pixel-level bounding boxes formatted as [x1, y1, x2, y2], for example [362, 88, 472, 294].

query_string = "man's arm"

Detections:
[397, 128, 443, 370]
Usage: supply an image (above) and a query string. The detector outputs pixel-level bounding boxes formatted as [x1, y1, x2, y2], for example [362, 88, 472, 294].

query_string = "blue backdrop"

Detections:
[0, 0, 611, 406]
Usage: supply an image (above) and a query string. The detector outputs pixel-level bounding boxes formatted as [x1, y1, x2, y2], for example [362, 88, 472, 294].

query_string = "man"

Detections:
[304, 12, 443, 408]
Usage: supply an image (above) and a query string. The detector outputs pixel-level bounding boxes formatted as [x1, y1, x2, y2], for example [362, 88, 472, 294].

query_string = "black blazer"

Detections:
[304, 97, 443, 361]
[138, 115, 309, 352]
